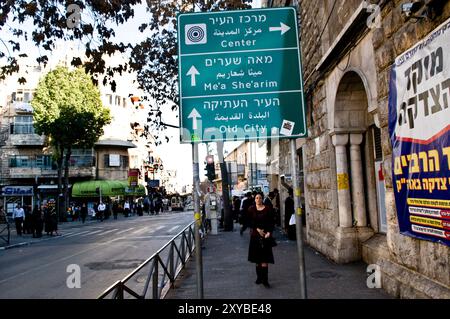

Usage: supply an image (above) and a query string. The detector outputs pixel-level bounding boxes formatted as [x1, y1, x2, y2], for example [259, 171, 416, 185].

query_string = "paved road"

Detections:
[0, 212, 193, 299]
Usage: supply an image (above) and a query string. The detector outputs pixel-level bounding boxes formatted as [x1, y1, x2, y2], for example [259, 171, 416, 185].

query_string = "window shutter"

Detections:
[122, 156, 129, 168]
[373, 126, 382, 161]
[104, 154, 109, 167]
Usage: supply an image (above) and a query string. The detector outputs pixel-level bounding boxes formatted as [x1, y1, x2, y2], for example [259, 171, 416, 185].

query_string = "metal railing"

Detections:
[98, 221, 196, 299]
[0, 222, 10, 245]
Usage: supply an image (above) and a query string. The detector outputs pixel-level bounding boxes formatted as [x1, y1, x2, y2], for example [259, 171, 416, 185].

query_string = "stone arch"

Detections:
[334, 71, 369, 130]
[332, 69, 383, 238]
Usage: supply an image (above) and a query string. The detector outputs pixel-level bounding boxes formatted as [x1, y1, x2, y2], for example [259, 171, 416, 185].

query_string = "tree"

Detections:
[32, 66, 111, 221]
[0, 0, 252, 142]
[2, 0, 252, 217]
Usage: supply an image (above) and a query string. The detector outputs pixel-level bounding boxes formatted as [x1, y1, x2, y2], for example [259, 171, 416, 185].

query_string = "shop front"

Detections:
[1, 185, 34, 218]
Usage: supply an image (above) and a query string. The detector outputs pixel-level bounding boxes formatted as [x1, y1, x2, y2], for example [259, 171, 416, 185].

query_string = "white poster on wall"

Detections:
[109, 154, 121, 167]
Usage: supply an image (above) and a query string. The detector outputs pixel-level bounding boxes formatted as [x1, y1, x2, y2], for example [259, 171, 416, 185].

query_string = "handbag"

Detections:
[289, 214, 296, 225]
[260, 236, 277, 248]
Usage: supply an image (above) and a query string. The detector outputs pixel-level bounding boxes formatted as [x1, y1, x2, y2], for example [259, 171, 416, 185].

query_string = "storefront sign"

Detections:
[389, 17, 450, 246]
[148, 180, 160, 188]
[1, 186, 33, 196]
[128, 169, 139, 187]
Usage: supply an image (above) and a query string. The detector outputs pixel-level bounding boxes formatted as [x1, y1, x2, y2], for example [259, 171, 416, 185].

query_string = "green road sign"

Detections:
[178, 7, 307, 143]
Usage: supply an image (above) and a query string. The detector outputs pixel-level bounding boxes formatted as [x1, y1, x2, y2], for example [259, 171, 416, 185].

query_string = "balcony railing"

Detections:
[9, 156, 95, 169]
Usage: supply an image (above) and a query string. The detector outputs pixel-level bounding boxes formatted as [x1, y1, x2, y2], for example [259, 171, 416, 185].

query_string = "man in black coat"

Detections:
[284, 188, 296, 240]
[239, 192, 254, 235]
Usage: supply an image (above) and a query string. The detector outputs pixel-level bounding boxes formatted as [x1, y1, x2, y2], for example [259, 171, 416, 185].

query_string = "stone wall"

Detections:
[298, 1, 341, 261]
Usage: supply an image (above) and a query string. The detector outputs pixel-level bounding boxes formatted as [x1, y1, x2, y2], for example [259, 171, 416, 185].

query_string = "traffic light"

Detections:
[205, 155, 215, 182]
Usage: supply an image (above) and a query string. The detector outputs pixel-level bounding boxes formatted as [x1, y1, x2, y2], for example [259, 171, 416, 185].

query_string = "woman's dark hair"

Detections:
[255, 192, 264, 198]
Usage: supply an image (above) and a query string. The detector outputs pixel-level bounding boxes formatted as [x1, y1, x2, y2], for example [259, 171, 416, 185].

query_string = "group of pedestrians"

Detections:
[12, 201, 59, 237]
[237, 189, 281, 236]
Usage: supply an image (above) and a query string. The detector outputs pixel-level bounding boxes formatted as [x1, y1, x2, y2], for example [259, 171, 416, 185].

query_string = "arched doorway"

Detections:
[331, 71, 385, 247]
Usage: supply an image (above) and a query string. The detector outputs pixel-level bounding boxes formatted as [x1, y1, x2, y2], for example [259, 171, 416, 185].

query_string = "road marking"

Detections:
[115, 227, 135, 235]
[64, 231, 91, 238]
[168, 226, 180, 233]
[95, 229, 118, 236]
[0, 237, 123, 284]
[79, 230, 102, 237]
[131, 227, 150, 235]
[154, 225, 164, 232]
[131, 235, 174, 239]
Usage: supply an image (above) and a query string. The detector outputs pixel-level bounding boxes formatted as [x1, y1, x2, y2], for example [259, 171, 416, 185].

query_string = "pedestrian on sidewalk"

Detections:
[13, 204, 25, 236]
[124, 200, 130, 217]
[247, 192, 275, 288]
[48, 200, 59, 236]
[97, 201, 106, 222]
[284, 188, 296, 241]
[32, 204, 43, 238]
[112, 201, 119, 220]
[239, 192, 254, 235]
[80, 203, 88, 223]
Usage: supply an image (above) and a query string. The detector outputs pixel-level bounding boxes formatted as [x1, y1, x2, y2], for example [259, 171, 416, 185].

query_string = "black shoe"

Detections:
[263, 281, 271, 288]
[255, 278, 262, 285]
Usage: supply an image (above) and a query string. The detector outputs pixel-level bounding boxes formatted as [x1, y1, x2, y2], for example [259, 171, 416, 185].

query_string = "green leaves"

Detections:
[1, 0, 253, 143]
[31, 66, 111, 150]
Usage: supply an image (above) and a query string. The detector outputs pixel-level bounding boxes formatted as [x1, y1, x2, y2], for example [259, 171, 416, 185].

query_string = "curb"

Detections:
[0, 234, 63, 250]
[0, 241, 31, 250]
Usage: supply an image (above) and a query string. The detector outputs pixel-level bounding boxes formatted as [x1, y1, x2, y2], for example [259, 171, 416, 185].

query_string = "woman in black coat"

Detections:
[247, 193, 275, 288]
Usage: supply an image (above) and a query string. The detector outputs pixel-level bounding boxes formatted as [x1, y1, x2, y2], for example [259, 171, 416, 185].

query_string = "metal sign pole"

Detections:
[290, 139, 307, 299]
[192, 143, 204, 298]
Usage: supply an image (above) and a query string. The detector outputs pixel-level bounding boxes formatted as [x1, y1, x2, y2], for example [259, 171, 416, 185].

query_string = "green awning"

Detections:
[120, 181, 147, 196]
[71, 180, 126, 197]
[71, 180, 147, 197]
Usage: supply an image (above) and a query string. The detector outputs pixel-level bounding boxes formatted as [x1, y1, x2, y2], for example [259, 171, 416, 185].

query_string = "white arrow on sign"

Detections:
[269, 22, 291, 35]
[186, 65, 200, 87]
[188, 108, 201, 130]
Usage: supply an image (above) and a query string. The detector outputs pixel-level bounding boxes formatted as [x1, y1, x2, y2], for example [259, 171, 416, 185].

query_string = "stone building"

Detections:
[0, 49, 155, 213]
[268, 0, 450, 298]
[223, 141, 268, 192]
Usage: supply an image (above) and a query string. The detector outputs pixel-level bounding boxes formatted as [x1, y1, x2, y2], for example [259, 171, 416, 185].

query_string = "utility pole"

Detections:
[192, 143, 204, 298]
[217, 141, 233, 231]
[290, 139, 307, 298]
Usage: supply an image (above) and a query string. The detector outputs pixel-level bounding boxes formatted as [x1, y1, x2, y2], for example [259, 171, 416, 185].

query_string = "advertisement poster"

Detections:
[128, 169, 139, 188]
[389, 18, 450, 246]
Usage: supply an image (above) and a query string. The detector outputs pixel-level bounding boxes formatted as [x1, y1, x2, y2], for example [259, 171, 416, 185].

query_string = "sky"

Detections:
[0, 1, 261, 192]
[109, 2, 246, 190]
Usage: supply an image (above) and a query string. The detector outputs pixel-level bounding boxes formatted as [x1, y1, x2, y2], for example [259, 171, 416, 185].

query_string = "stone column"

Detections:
[332, 134, 352, 227]
[350, 133, 367, 227]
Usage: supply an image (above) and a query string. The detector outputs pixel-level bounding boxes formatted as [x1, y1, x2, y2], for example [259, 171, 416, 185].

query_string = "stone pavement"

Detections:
[165, 224, 392, 299]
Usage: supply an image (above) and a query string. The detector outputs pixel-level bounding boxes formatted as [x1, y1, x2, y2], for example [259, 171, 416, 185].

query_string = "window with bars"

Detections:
[12, 116, 35, 134]
[69, 149, 95, 167]
[9, 156, 30, 167]
[35, 155, 53, 168]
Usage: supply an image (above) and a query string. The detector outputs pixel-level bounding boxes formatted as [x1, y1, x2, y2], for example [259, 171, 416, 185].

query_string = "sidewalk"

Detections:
[165, 224, 392, 299]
